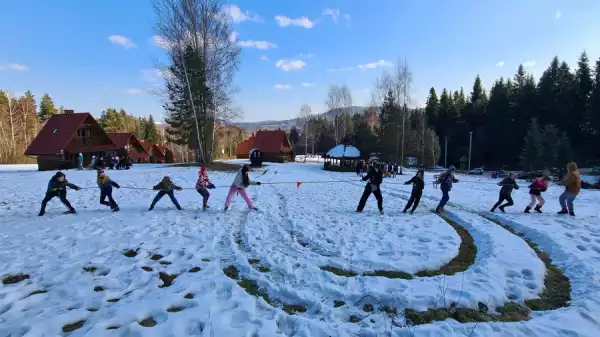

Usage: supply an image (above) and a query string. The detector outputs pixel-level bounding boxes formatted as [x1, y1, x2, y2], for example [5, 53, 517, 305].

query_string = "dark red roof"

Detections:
[25, 113, 116, 155]
[107, 133, 133, 148]
[140, 140, 154, 153]
[236, 135, 255, 156]
[253, 130, 292, 153]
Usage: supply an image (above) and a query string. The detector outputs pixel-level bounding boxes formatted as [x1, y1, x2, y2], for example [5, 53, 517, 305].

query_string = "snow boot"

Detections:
[490, 207, 496, 213]
[148, 206, 154, 211]
[409, 209, 415, 215]
[524, 206, 531, 213]
[557, 209, 568, 215]
[224, 207, 229, 212]
[38, 210, 45, 216]
[379, 209, 384, 215]
[113, 207, 120, 212]
[569, 211, 575, 216]
[177, 206, 182, 210]
[402, 208, 408, 214]
[499, 205, 506, 213]
[534, 205, 543, 213]
[64, 209, 76, 214]
[252, 207, 259, 211]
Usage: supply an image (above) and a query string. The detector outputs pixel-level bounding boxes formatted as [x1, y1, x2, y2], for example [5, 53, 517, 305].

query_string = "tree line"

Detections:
[293, 59, 442, 167]
[424, 52, 600, 171]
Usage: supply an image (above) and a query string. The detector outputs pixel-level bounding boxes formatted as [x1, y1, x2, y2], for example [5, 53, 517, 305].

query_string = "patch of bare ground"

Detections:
[62, 320, 85, 332]
[139, 317, 157, 327]
[2, 273, 30, 285]
[158, 272, 177, 288]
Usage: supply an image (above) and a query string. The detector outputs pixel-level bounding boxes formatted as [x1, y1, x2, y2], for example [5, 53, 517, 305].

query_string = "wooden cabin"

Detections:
[24, 111, 117, 171]
[107, 132, 148, 163]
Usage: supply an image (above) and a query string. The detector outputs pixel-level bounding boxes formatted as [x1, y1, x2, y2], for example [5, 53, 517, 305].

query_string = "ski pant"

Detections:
[197, 188, 210, 205]
[527, 194, 545, 208]
[492, 193, 513, 210]
[40, 190, 74, 212]
[224, 185, 255, 209]
[357, 185, 383, 211]
[405, 190, 422, 212]
[100, 190, 118, 209]
[559, 191, 577, 212]
[437, 188, 450, 210]
[150, 191, 181, 209]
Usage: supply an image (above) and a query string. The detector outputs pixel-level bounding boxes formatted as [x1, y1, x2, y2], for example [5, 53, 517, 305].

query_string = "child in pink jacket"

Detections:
[195, 166, 215, 211]
[224, 165, 261, 211]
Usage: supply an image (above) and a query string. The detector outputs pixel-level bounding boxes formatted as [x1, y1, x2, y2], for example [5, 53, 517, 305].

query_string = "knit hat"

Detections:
[200, 166, 207, 175]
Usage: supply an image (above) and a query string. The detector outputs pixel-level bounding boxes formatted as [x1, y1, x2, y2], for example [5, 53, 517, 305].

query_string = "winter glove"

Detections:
[115, 184, 121, 189]
[153, 186, 159, 190]
[175, 187, 183, 191]
[256, 182, 262, 185]
[207, 184, 215, 189]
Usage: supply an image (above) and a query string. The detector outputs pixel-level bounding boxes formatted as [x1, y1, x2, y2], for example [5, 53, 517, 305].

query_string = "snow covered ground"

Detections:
[1, 162, 600, 336]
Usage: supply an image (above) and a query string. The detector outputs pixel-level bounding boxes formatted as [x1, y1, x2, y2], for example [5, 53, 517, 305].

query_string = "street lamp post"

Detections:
[468, 132, 473, 171]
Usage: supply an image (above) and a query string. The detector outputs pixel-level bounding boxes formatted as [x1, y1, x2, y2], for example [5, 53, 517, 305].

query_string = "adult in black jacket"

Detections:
[403, 170, 425, 214]
[39, 172, 80, 216]
[356, 163, 384, 214]
[491, 172, 519, 212]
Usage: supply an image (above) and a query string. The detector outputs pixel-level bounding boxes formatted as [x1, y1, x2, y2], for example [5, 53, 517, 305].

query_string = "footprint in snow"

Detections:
[521, 269, 534, 280]
[576, 245, 588, 252]
[564, 232, 574, 238]
[581, 237, 591, 243]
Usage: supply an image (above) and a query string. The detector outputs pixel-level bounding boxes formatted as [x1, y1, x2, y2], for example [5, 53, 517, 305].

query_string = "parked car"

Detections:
[468, 168, 484, 175]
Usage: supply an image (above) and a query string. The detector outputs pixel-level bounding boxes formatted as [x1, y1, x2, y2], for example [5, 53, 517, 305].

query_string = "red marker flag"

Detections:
[296, 181, 302, 189]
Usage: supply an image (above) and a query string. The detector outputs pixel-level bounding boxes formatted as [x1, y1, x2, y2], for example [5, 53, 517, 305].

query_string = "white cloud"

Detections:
[125, 88, 146, 95]
[327, 66, 353, 72]
[297, 53, 314, 58]
[322, 8, 340, 23]
[496, 61, 505, 68]
[274, 15, 315, 28]
[302, 82, 315, 87]
[260, 55, 269, 61]
[0, 63, 29, 71]
[274, 84, 292, 90]
[523, 61, 536, 67]
[224, 4, 262, 23]
[109, 35, 137, 49]
[555, 11, 562, 19]
[357, 60, 393, 69]
[275, 59, 306, 71]
[237, 40, 277, 49]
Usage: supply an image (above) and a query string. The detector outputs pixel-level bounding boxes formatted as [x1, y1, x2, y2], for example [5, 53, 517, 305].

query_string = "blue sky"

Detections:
[2, 0, 600, 122]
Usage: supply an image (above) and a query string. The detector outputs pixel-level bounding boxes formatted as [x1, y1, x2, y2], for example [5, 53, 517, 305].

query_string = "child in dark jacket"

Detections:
[525, 175, 551, 213]
[435, 166, 459, 214]
[403, 170, 425, 214]
[97, 169, 120, 211]
[196, 166, 215, 211]
[38, 171, 80, 216]
[356, 163, 384, 214]
[491, 172, 519, 212]
[149, 176, 183, 211]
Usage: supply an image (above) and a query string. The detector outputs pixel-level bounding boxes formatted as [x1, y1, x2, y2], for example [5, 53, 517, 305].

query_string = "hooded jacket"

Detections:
[196, 168, 212, 190]
[562, 162, 581, 195]
[438, 168, 459, 191]
[232, 167, 258, 189]
[97, 174, 120, 193]
[362, 166, 383, 190]
[47, 173, 80, 193]
[153, 179, 182, 192]
[405, 171, 425, 193]
[498, 177, 519, 196]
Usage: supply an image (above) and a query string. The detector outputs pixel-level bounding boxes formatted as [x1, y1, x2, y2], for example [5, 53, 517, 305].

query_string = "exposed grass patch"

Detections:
[62, 320, 85, 332]
[106, 298, 120, 303]
[123, 249, 138, 257]
[24, 289, 47, 298]
[404, 301, 530, 325]
[258, 266, 270, 273]
[189, 267, 201, 273]
[223, 265, 239, 280]
[2, 273, 30, 285]
[166, 306, 183, 312]
[141, 266, 153, 272]
[414, 215, 476, 277]
[158, 272, 177, 288]
[363, 303, 374, 312]
[248, 259, 260, 265]
[184, 293, 194, 299]
[106, 325, 120, 330]
[159, 261, 172, 265]
[364, 270, 413, 279]
[150, 254, 163, 260]
[283, 304, 307, 315]
[201, 258, 211, 262]
[380, 305, 398, 314]
[482, 215, 571, 311]
[169, 162, 241, 172]
[334, 300, 345, 308]
[319, 266, 357, 277]
[238, 278, 271, 304]
[139, 317, 157, 327]
[349, 315, 361, 323]
[93, 286, 105, 292]
[86, 308, 98, 312]
[83, 266, 97, 273]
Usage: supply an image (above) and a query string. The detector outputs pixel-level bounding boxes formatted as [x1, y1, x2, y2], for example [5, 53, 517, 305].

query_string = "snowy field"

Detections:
[1, 162, 600, 337]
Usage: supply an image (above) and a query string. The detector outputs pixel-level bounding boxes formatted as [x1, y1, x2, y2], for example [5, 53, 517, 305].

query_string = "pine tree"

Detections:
[520, 118, 543, 170]
[289, 126, 300, 144]
[38, 93, 57, 123]
[58, 105, 65, 114]
[590, 57, 600, 157]
[485, 78, 512, 167]
[573, 52, 594, 153]
[425, 87, 439, 126]
[145, 115, 159, 143]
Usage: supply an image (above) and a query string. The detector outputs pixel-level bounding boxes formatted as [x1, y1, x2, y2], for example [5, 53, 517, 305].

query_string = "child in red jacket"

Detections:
[195, 166, 215, 211]
[525, 175, 551, 213]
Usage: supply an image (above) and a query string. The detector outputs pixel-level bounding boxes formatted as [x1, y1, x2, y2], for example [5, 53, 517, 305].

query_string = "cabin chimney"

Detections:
[63, 109, 74, 114]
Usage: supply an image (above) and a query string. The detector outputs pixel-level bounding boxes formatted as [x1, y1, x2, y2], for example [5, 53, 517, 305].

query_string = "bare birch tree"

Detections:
[153, 0, 241, 163]
[298, 104, 312, 162]
[339, 84, 352, 138]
